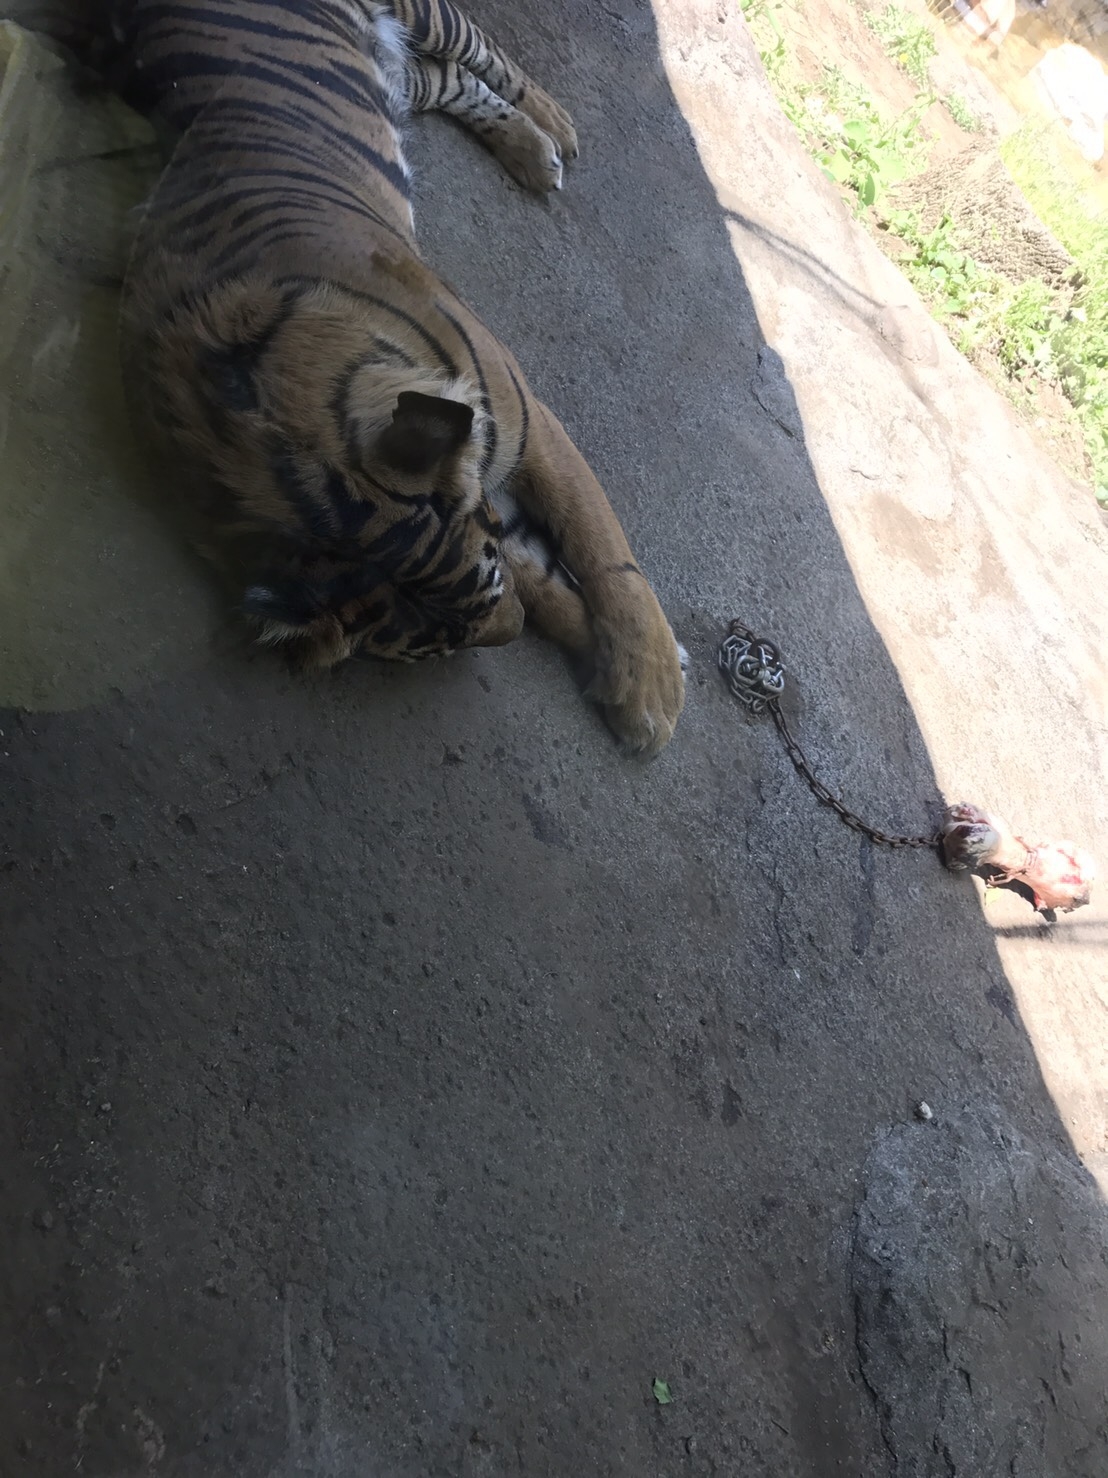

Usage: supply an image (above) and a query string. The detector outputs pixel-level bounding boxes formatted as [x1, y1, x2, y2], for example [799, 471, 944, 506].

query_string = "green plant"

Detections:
[891, 212, 985, 314]
[1000, 125, 1108, 496]
[817, 90, 933, 208]
[744, 4, 1108, 505]
[864, 3, 937, 88]
[996, 279, 1058, 376]
[819, 65, 877, 122]
[740, 0, 792, 91]
[944, 92, 982, 133]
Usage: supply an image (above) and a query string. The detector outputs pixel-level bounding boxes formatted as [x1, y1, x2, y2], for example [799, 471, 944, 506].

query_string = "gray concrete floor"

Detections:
[3, 3, 1108, 1474]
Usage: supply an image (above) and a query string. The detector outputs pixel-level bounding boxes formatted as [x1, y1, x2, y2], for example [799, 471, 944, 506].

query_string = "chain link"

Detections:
[718, 619, 941, 851]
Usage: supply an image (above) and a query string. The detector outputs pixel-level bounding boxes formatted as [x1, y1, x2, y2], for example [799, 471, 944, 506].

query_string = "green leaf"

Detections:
[842, 118, 870, 145]
[858, 173, 877, 207]
[886, 208, 914, 235]
[652, 1379, 673, 1405]
[824, 150, 853, 183]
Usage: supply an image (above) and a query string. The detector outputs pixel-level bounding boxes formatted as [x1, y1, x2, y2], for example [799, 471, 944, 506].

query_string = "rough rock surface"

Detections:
[853, 1105, 1108, 1475]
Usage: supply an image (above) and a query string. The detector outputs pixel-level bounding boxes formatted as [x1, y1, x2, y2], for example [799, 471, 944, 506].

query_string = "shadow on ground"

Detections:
[2, 3, 1106, 1475]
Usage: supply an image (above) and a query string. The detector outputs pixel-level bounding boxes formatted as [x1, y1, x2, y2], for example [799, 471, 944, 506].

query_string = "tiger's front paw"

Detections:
[590, 588, 686, 757]
[518, 86, 579, 165]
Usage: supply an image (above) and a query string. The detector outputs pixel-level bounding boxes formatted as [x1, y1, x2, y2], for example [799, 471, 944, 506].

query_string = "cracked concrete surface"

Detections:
[852, 1105, 1108, 1475]
[2, 1, 1108, 1474]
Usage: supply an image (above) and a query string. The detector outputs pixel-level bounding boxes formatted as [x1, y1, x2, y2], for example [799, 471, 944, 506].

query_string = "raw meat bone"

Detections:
[941, 803, 1095, 915]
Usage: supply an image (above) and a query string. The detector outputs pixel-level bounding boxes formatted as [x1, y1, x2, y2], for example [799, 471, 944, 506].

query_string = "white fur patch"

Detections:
[243, 587, 308, 646]
[491, 490, 578, 587]
[256, 619, 306, 647]
[343, 6, 414, 184]
[368, 9, 412, 120]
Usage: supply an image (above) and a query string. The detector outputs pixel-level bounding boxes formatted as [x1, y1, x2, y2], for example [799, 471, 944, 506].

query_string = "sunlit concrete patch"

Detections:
[0, 25, 220, 713]
[652, 0, 1108, 1173]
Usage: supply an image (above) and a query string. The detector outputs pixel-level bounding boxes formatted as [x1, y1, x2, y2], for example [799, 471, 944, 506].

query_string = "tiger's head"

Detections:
[138, 277, 526, 666]
[233, 382, 526, 667]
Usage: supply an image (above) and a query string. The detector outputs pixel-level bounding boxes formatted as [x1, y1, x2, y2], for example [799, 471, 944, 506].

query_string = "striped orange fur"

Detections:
[33, 2, 687, 753]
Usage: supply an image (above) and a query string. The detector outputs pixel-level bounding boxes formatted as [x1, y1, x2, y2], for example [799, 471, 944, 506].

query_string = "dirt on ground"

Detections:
[764, 0, 1102, 486]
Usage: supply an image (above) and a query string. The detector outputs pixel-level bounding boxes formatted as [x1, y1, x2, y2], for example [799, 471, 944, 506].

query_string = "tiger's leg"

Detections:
[511, 403, 686, 757]
[407, 57, 564, 192]
[511, 562, 593, 655]
[510, 557, 690, 727]
[389, 0, 578, 165]
[496, 502, 594, 651]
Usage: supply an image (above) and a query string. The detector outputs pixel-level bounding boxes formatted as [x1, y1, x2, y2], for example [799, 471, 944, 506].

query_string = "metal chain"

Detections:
[718, 620, 941, 851]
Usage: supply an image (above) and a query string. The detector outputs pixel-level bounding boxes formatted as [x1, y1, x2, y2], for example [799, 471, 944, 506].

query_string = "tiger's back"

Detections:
[118, 2, 417, 270]
[118, 0, 547, 664]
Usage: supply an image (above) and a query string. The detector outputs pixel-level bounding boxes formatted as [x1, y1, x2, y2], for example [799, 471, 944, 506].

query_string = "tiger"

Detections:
[21, 1, 687, 755]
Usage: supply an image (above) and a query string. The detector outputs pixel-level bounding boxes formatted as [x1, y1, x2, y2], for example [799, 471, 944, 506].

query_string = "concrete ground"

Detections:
[3, 2, 1108, 1474]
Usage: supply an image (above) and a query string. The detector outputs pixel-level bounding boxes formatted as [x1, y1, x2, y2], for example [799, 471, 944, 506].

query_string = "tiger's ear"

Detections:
[376, 392, 475, 475]
[242, 580, 322, 637]
[242, 580, 349, 668]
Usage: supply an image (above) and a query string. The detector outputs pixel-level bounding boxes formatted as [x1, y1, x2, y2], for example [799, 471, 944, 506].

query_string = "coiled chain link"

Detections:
[718, 619, 941, 850]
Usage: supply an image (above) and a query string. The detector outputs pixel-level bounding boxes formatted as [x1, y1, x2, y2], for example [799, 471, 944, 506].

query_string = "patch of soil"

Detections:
[893, 142, 1078, 287]
[968, 349, 1092, 481]
[767, 0, 1096, 487]
[776, 0, 1011, 163]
